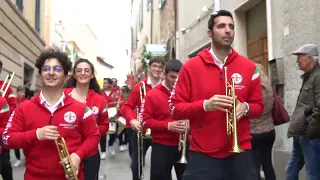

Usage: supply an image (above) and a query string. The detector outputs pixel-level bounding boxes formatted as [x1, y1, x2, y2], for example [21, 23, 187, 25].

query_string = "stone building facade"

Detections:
[0, 0, 46, 90]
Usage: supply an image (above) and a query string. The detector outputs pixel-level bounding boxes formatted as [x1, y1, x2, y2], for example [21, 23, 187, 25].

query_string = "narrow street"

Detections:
[9, 145, 178, 180]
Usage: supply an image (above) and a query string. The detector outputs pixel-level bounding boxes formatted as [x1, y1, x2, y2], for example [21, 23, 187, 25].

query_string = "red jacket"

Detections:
[0, 97, 10, 136]
[0, 80, 17, 113]
[142, 83, 179, 146]
[64, 88, 109, 138]
[120, 78, 153, 128]
[169, 48, 264, 158]
[101, 89, 118, 108]
[2, 93, 100, 180]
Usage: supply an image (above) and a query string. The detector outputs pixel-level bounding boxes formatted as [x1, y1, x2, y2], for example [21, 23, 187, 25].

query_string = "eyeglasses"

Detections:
[41, 65, 63, 73]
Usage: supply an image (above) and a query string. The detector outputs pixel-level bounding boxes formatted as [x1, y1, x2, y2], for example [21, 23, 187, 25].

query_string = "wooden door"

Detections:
[247, 32, 268, 72]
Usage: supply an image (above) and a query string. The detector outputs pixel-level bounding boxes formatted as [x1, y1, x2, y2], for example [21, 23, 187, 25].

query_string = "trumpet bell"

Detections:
[144, 128, 152, 139]
[177, 156, 188, 164]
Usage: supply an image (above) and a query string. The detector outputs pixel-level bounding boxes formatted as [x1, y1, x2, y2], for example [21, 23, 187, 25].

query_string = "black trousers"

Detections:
[100, 135, 107, 153]
[109, 123, 119, 147]
[83, 152, 100, 180]
[183, 150, 257, 180]
[251, 129, 276, 180]
[151, 142, 187, 180]
[118, 128, 127, 145]
[130, 132, 152, 180]
[126, 128, 134, 157]
[1, 149, 13, 180]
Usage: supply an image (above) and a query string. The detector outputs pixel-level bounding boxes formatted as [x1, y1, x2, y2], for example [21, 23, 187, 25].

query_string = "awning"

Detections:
[145, 44, 167, 56]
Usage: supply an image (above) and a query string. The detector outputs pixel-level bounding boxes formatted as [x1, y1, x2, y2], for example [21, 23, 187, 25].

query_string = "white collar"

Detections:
[209, 48, 232, 69]
[147, 77, 161, 88]
[40, 91, 65, 107]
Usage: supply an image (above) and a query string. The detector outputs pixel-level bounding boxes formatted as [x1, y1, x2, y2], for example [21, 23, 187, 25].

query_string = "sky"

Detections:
[51, 0, 132, 86]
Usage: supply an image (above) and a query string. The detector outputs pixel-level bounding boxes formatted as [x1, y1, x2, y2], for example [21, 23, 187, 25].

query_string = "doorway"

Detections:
[246, 1, 268, 72]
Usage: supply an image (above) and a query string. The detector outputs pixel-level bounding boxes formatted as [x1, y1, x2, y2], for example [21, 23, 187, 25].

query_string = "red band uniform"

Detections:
[2, 93, 100, 180]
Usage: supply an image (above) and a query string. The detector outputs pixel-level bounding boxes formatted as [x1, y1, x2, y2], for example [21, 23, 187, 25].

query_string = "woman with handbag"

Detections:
[250, 63, 276, 180]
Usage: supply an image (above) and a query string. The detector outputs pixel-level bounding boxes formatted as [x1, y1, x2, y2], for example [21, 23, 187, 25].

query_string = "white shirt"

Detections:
[209, 48, 230, 69]
[147, 77, 161, 88]
[39, 91, 65, 114]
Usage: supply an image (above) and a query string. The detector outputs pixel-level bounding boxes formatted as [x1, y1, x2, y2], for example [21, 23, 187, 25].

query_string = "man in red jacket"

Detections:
[169, 10, 264, 180]
[2, 49, 100, 180]
[142, 59, 186, 180]
[120, 57, 164, 180]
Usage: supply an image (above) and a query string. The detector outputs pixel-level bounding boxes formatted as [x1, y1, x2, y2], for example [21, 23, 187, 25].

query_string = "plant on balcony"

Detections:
[140, 45, 169, 71]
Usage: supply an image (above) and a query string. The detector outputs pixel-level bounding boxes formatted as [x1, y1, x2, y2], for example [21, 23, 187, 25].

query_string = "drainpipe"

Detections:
[150, 0, 153, 44]
[173, 0, 177, 59]
[266, 0, 273, 60]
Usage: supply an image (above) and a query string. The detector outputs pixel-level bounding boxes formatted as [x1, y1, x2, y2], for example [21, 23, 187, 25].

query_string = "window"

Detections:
[158, 0, 165, 9]
[35, 0, 40, 32]
[16, 0, 23, 12]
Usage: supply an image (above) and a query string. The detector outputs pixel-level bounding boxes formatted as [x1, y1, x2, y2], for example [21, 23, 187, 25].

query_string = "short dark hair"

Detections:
[148, 57, 165, 66]
[104, 78, 113, 84]
[35, 49, 72, 75]
[122, 86, 130, 93]
[208, 10, 233, 30]
[65, 58, 101, 94]
[17, 86, 25, 92]
[165, 59, 183, 74]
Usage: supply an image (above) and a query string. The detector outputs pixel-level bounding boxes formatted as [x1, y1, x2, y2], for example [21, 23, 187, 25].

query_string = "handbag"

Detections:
[272, 89, 290, 125]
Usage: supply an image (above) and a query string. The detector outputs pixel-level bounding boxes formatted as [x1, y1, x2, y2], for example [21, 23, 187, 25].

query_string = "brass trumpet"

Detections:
[224, 67, 243, 153]
[177, 120, 189, 164]
[55, 137, 78, 180]
[0, 71, 15, 97]
[139, 81, 152, 139]
[137, 81, 146, 179]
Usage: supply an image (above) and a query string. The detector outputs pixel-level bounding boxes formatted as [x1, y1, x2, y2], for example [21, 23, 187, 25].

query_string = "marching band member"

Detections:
[142, 60, 186, 180]
[2, 49, 100, 180]
[0, 96, 10, 179]
[120, 57, 164, 180]
[64, 58, 109, 180]
[169, 10, 264, 180]
[118, 86, 131, 154]
[100, 77, 115, 158]
[0, 61, 16, 180]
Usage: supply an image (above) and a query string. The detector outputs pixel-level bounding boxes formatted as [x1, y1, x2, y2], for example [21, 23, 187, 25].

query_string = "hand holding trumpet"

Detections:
[204, 95, 233, 112]
[168, 120, 187, 133]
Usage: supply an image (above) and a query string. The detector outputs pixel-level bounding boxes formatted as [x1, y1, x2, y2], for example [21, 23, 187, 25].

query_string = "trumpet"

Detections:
[137, 81, 146, 179]
[224, 67, 243, 153]
[55, 137, 78, 180]
[0, 71, 15, 97]
[139, 81, 152, 139]
[136, 107, 144, 179]
[177, 120, 189, 164]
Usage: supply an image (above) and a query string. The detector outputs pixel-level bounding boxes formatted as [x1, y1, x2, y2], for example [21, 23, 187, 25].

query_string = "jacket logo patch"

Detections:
[231, 73, 243, 85]
[64, 111, 77, 124]
[92, 106, 99, 115]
